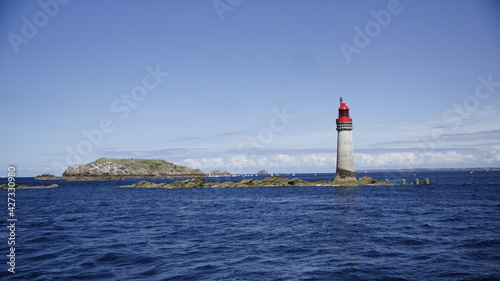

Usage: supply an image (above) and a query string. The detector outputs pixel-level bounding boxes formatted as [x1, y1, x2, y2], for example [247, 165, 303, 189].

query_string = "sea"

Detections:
[1, 171, 499, 281]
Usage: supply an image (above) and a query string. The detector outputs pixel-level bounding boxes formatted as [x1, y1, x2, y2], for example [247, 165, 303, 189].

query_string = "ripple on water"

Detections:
[6, 171, 500, 280]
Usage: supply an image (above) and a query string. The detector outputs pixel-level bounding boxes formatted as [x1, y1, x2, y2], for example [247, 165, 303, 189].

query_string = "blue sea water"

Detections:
[1, 171, 499, 280]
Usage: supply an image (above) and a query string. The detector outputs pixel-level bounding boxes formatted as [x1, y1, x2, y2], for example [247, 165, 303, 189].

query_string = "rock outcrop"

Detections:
[0, 184, 58, 189]
[122, 175, 386, 189]
[210, 176, 333, 188]
[357, 176, 378, 185]
[62, 158, 206, 180]
[35, 173, 59, 180]
[168, 177, 205, 189]
[123, 177, 205, 189]
[209, 170, 231, 177]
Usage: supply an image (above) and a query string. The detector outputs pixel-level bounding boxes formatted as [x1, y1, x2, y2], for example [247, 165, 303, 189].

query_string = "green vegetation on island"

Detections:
[62, 158, 206, 180]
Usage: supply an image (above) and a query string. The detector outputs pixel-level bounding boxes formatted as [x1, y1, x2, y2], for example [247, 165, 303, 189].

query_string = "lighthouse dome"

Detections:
[339, 104, 349, 110]
[336, 97, 352, 123]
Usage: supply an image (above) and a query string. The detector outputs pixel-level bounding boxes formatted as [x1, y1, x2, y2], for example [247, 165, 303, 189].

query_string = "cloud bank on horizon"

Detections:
[1, 0, 499, 176]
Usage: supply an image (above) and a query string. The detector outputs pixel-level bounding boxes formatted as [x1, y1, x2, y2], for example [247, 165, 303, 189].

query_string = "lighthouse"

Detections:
[334, 97, 356, 184]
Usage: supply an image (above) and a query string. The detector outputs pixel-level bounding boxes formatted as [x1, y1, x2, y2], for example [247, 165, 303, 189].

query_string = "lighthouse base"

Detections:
[333, 168, 357, 185]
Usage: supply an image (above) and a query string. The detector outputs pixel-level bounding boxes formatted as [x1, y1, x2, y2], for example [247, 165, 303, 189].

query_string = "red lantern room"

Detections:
[336, 97, 352, 123]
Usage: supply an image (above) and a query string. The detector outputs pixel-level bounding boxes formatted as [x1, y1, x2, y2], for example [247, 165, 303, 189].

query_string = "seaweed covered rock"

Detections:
[357, 176, 378, 185]
[0, 184, 58, 189]
[122, 175, 387, 189]
[123, 177, 205, 189]
[168, 177, 205, 189]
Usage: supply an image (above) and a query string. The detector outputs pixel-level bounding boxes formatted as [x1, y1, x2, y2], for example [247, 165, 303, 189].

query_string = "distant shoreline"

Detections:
[357, 167, 500, 172]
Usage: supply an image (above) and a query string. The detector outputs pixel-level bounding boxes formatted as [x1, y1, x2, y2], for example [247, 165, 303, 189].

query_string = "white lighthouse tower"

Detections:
[334, 97, 356, 184]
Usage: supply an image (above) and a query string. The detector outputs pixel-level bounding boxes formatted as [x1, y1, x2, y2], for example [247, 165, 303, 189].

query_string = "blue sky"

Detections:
[1, 0, 499, 176]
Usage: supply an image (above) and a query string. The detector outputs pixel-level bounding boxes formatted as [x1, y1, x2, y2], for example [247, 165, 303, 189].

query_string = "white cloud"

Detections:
[485, 151, 500, 163]
[183, 157, 225, 170]
[229, 155, 256, 168]
[183, 153, 336, 172]
[182, 159, 202, 169]
[302, 153, 335, 166]
[355, 151, 478, 168]
[273, 154, 300, 166]
[183, 150, 495, 173]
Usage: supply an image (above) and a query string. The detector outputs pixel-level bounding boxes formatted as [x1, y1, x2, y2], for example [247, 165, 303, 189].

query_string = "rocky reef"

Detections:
[122, 175, 387, 189]
[62, 158, 206, 180]
[0, 184, 58, 189]
[123, 177, 205, 189]
[333, 168, 357, 185]
[209, 176, 331, 188]
[34, 173, 59, 180]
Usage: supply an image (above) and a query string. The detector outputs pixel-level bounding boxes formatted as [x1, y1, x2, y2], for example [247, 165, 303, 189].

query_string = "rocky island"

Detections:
[208, 170, 231, 177]
[122, 175, 386, 189]
[62, 158, 206, 180]
[35, 173, 59, 180]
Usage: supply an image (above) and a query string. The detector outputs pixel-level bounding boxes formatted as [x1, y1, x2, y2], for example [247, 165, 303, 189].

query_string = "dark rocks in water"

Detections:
[209, 176, 311, 188]
[125, 181, 169, 188]
[35, 173, 59, 180]
[62, 158, 206, 180]
[213, 175, 384, 187]
[333, 168, 357, 185]
[122, 175, 386, 189]
[256, 175, 303, 186]
[357, 176, 378, 185]
[168, 177, 205, 189]
[123, 177, 205, 189]
[333, 177, 358, 185]
[0, 184, 58, 189]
